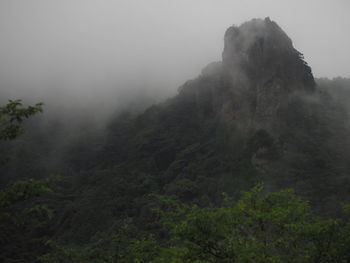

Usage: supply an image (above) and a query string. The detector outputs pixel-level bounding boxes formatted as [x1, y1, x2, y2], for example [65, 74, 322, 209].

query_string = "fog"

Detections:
[0, 0, 349, 119]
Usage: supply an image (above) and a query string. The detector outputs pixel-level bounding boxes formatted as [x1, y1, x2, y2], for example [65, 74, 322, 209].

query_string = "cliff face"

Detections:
[224, 18, 315, 127]
[223, 18, 315, 88]
[181, 18, 316, 133]
[50, 18, 350, 242]
[102, 18, 347, 211]
[165, 18, 346, 204]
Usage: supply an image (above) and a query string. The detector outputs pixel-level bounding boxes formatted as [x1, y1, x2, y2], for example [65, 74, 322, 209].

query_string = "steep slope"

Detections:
[98, 18, 349, 210]
[12, 18, 350, 243]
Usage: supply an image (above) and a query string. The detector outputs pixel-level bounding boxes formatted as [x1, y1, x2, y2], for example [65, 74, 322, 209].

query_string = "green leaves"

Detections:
[0, 99, 44, 166]
[34, 185, 350, 262]
[152, 185, 350, 263]
[0, 99, 43, 141]
[0, 175, 59, 262]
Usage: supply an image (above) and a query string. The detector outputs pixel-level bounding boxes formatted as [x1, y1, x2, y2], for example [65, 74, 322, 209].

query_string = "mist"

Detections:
[3, 2, 350, 261]
[1, 0, 349, 119]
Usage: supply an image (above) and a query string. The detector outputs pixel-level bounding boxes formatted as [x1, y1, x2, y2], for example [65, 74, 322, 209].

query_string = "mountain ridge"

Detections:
[96, 18, 346, 209]
[177, 17, 317, 135]
[2, 18, 350, 246]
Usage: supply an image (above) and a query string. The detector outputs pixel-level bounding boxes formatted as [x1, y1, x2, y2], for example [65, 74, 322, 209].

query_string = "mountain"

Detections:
[45, 18, 350, 242]
[221, 17, 315, 130]
[2, 18, 350, 248]
[96, 17, 348, 208]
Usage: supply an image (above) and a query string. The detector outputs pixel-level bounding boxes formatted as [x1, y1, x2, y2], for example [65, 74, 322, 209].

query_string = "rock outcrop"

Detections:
[181, 17, 317, 134]
[222, 18, 315, 129]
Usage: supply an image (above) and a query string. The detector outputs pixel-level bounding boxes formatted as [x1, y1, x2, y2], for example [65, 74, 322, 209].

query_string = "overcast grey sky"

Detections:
[0, 0, 349, 104]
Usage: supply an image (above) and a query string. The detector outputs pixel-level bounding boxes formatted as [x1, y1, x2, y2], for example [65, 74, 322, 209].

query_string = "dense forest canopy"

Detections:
[1, 17, 350, 262]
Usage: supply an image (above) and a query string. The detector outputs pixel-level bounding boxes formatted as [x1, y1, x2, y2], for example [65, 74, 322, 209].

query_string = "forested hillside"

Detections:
[2, 18, 350, 262]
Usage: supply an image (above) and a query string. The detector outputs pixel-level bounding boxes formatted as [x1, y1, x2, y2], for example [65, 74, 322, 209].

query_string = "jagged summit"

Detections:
[222, 17, 315, 90]
[182, 18, 319, 134]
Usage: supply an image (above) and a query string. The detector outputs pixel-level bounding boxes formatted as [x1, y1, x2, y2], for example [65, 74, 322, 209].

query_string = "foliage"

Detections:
[1, 72, 350, 263]
[0, 176, 58, 263]
[37, 185, 350, 262]
[40, 218, 161, 263]
[0, 99, 43, 165]
[151, 185, 350, 263]
[0, 99, 43, 141]
[0, 99, 56, 262]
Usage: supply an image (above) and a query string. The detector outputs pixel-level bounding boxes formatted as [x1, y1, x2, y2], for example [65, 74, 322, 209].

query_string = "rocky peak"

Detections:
[208, 18, 316, 132]
[180, 18, 318, 133]
[222, 17, 315, 90]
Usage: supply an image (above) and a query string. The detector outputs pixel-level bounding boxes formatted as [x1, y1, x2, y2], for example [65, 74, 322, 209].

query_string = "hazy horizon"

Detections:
[0, 0, 349, 108]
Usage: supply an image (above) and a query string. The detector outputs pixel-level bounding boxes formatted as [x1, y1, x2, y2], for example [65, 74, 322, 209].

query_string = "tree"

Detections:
[36, 185, 350, 262]
[0, 176, 57, 262]
[0, 99, 43, 141]
[0, 100, 56, 262]
[153, 185, 350, 263]
[0, 99, 43, 164]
